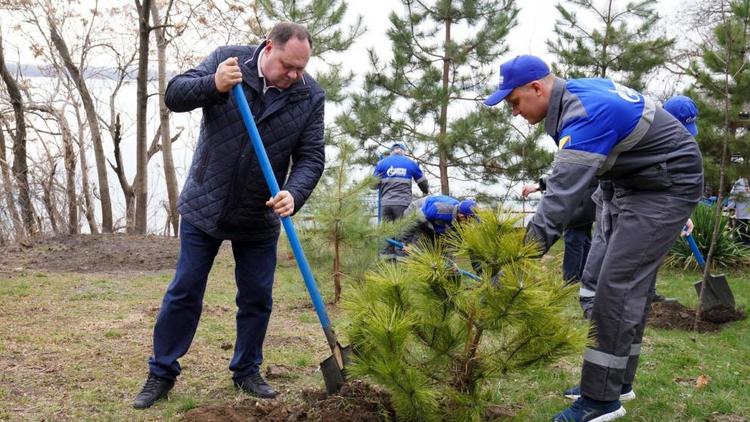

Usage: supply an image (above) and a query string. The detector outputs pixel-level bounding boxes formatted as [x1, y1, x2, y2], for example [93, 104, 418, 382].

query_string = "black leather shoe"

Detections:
[234, 372, 277, 399]
[133, 374, 175, 409]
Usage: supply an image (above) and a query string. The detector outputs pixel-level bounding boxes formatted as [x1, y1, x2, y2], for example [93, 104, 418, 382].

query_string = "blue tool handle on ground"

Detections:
[385, 238, 481, 281]
[685, 233, 706, 269]
[232, 85, 333, 340]
[386, 238, 405, 249]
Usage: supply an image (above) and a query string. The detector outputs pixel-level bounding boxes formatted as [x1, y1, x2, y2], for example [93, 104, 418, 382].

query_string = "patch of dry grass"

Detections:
[1, 240, 748, 421]
[0, 246, 344, 421]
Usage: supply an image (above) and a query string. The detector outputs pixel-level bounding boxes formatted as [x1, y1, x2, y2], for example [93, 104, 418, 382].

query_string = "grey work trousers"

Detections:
[578, 185, 619, 314]
[579, 186, 699, 401]
[382, 204, 408, 222]
[579, 186, 663, 315]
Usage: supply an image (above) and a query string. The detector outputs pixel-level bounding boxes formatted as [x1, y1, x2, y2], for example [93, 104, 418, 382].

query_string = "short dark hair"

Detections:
[268, 22, 313, 50]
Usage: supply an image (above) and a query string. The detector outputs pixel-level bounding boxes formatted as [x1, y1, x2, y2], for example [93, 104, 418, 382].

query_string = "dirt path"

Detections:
[0, 234, 180, 274]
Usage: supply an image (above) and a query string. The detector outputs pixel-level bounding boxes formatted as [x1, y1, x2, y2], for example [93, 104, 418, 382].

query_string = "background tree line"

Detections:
[0, 0, 747, 246]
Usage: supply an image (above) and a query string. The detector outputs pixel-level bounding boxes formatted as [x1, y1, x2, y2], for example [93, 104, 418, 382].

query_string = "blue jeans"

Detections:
[148, 220, 278, 381]
[562, 225, 593, 284]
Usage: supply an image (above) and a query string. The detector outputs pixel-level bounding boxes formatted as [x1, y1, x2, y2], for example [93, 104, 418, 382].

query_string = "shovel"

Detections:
[684, 233, 736, 316]
[232, 85, 350, 394]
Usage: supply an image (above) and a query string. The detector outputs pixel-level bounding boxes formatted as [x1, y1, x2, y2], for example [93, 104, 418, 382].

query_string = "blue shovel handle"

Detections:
[232, 85, 336, 349]
[385, 238, 404, 249]
[685, 233, 706, 269]
[386, 238, 481, 281]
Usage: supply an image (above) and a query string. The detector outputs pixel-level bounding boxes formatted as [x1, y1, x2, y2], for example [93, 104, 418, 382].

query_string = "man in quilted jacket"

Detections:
[133, 22, 325, 409]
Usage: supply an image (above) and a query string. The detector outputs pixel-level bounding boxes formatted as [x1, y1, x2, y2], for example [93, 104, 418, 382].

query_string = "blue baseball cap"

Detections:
[663, 95, 698, 136]
[457, 199, 477, 217]
[484, 55, 550, 106]
[391, 142, 407, 151]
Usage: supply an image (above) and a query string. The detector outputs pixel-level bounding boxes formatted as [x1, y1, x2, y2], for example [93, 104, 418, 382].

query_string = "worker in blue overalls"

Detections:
[373, 142, 429, 222]
[399, 195, 477, 249]
[579, 95, 699, 320]
[485, 55, 703, 422]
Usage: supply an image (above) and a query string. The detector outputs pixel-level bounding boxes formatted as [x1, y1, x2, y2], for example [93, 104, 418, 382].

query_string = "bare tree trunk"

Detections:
[599, 0, 613, 78]
[0, 33, 36, 237]
[26, 124, 63, 236]
[438, 17, 452, 195]
[161, 201, 172, 236]
[151, 1, 180, 237]
[41, 163, 60, 235]
[134, 0, 152, 234]
[75, 113, 99, 235]
[62, 116, 78, 235]
[333, 237, 342, 303]
[48, 18, 113, 233]
[27, 104, 79, 235]
[0, 123, 24, 241]
[109, 114, 136, 233]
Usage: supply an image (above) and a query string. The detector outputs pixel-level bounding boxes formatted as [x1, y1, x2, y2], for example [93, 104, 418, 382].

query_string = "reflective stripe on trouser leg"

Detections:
[624, 342, 644, 384]
[581, 192, 698, 401]
[579, 287, 596, 298]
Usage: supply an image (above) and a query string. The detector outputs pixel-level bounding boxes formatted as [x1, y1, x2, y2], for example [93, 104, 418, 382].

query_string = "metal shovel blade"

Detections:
[694, 273, 735, 311]
[320, 343, 352, 394]
[685, 233, 737, 321]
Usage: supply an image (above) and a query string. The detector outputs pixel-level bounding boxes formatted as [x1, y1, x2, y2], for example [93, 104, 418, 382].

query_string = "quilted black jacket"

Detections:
[166, 42, 325, 241]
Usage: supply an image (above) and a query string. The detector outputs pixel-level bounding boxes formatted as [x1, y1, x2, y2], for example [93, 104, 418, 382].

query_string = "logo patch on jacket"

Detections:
[609, 82, 641, 103]
[386, 166, 407, 177]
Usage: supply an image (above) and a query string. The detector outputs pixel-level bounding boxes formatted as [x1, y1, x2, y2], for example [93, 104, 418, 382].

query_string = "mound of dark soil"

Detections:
[0, 234, 180, 273]
[701, 305, 747, 324]
[182, 380, 396, 422]
[649, 301, 746, 332]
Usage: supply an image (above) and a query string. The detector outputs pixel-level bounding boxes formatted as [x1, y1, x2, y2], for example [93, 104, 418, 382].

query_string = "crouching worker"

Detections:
[397, 195, 477, 252]
[484, 55, 703, 421]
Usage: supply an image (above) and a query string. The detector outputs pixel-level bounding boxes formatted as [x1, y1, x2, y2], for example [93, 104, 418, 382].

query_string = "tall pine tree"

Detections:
[547, 0, 673, 91]
[685, 0, 750, 192]
[338, 0, 540, 196]
[683, 1, 750, 318]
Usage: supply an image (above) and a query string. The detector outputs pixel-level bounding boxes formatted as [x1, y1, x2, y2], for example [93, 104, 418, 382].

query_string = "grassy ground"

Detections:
[0, 241, 748, 421]
[496, 267, 750, 421]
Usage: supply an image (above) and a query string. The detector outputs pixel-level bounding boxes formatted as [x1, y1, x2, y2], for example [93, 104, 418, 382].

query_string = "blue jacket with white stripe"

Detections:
[374, 154, 428, 206]
[527, 78, 703, 253]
